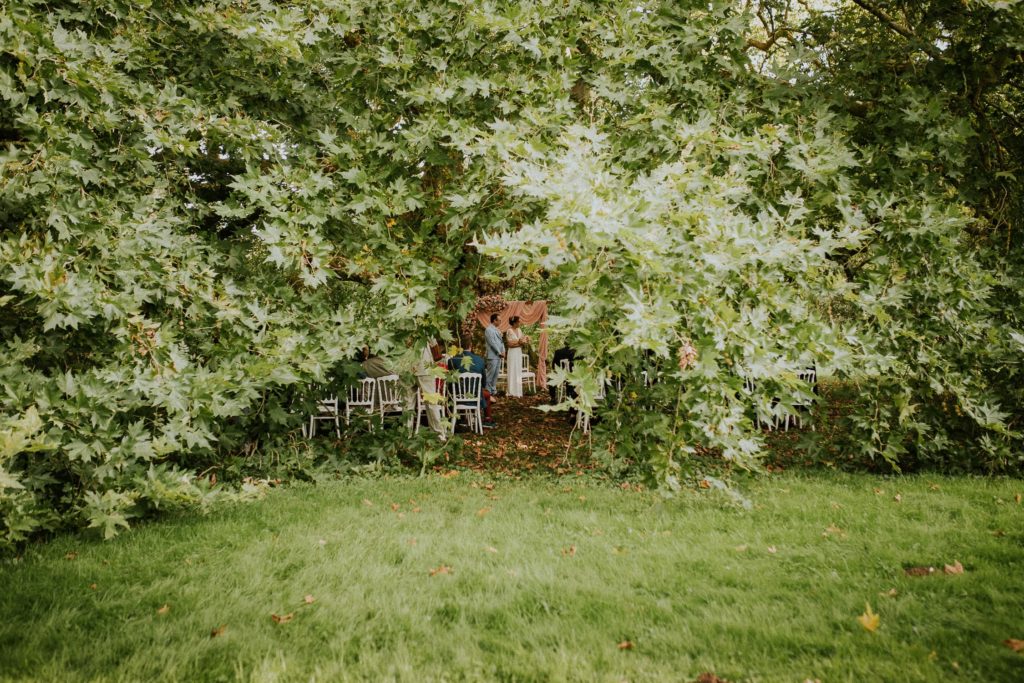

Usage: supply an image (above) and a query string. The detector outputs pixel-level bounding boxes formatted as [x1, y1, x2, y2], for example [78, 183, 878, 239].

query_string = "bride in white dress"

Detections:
[505, 317, 530, 398]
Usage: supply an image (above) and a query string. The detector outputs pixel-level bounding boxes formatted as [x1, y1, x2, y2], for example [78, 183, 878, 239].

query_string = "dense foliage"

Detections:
[1, 0, 1021, 547]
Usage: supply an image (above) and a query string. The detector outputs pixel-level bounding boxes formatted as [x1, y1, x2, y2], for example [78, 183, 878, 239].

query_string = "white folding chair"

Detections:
[451, 372, 483, 435]
[791, 366, 818, 430]
[519, 353, 536, 393]
[308, 394, 341, 439]
[345, 378, 377, 428]
[414, 382, 447, 435]
[375, 374, 405, 423]
[497, 357, 507, 391]
[555, 358, 570, 403]
[575, 373, 607, 434]
[742, 375, 776, 431]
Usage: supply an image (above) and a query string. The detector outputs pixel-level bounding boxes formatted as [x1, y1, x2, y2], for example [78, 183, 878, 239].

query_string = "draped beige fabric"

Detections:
[475, 301, 549, 386]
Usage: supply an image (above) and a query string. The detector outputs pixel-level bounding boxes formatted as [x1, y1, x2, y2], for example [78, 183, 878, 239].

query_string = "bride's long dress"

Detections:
[506, 328, 524, 397]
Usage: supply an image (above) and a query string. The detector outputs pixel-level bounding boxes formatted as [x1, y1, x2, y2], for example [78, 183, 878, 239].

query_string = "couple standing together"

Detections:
[483, 314, 530, 399]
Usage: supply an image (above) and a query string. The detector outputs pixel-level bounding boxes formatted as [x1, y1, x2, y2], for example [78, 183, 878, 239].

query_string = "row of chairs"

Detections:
[306, 372, 487, 438]
[306, 374, 405, 439]
[743, 367, 817, 431]
[557, 364, 817, 434]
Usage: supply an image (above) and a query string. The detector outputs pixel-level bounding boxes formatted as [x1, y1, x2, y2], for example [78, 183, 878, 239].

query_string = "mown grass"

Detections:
[1, 472, 1022, 682]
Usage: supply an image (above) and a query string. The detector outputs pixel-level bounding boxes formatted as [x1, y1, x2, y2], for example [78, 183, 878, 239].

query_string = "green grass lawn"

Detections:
[1, 472, 1022, 682]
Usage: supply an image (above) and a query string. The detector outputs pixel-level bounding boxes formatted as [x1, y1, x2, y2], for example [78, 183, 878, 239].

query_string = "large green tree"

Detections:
[739, 0, 1024, 469]
[1, 0, 1021, 546]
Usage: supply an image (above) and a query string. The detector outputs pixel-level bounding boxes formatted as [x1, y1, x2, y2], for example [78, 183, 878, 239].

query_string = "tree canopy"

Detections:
[1, 0, 1022, 546]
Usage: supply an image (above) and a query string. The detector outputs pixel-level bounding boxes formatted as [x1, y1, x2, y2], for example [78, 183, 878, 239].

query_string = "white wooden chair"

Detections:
[451, 372, 483, 435]
[414, 382, 447, 435]
[554, 358, 571, 403]
[791, 366, 818, 430]
[519, 353, 536, 393]
[575, 372, 607, 434]
[497, 356, 507, 391]
[742, 375, 778, 431]
[308, 394, 341, 439]
[345, 378, 377, 428]
[375, 374, 405, 423]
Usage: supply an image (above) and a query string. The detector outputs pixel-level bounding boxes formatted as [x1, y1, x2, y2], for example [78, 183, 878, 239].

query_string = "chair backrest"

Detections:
[317, 396, 339, 410]
[519, 353, 531, 375]
[798, 366, 817, 384]
[376, 374, 402, 406]
[348, 378, 376, 405]
[558, 359, 570, 372]
[452, 372, 482, 404]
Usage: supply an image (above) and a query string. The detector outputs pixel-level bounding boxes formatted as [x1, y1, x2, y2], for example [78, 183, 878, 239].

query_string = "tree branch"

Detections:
[850, 0, 943, 60]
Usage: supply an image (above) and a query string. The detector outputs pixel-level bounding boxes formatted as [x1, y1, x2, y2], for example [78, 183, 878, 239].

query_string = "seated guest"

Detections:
[448, 338, 495, 429]
[359, 348, 394, 379]
[414, 337, 448, 438]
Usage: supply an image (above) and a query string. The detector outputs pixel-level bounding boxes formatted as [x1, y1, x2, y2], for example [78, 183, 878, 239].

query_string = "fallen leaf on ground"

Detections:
[271, 612, 294, 624]
[361, 499, 373, 507]
[693, 673, 730, 683]
[476, 507, 491, 517]
[484, 483, 494, 491]
[857, 603, 880, 632]
[89, 583, 97, 591]
[210, 624, 226, 638]
[992, 529, 1006, 537]
[157, 604, 170, 615]
[562, 545, 577, 557]
[873, 488, 884, 495]
[440, 469, 459, 478]
[905, 565, 936, 577]
[767, 546, 777, 554]
[943, 560, 964, 575]
[822, 524, 844, 538]
[64, 552, 77, 560]
[893, 493, 902, 503]
[429, 564, 452, 576]
[303, 595, 315, 604]
[390, 503, 400, 511]
[484, 546, 498, 553]
[317, 539, 326, 547]
[1015, 493, 1021, 505]
[617, 640, 633, 650]
[699, 479, 711, 489]
[1003, 638, 1024, 652]
[879, 588, 898, 598]
[928, 483, 940, 491]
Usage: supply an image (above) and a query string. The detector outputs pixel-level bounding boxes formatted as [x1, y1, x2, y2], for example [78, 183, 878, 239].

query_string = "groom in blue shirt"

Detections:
[483, 313, 505, 398]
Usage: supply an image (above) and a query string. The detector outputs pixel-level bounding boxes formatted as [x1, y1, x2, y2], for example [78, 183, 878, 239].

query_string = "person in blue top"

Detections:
[483, 313, 506, 397]
[448, 337, 496, 428]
